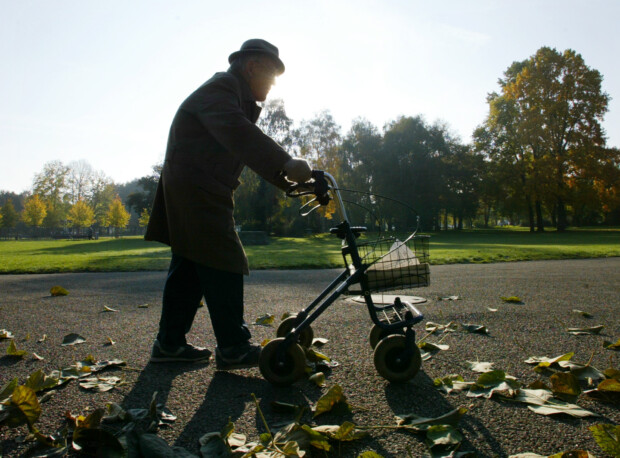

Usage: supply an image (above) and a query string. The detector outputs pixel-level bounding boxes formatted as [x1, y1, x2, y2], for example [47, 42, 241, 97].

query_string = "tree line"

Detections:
[1, 47, 619, 239]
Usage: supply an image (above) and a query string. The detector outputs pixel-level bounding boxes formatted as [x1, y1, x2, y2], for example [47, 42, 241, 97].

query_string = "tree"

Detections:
[106, 196, 131, 237]
[375, 116, 446, 231]
[126, 164, 162, 215]
[33, 161, 70, 229]
[257, 98, 294, 148]
[21, 195, 47, 229]
[67, 160, 96, 204]
[90, 177, 116, 227]
[138, 208, 150, 228]
[486, 47, 610, 231]
[1, 199, 19, 235]
[236, 101, 297, 233]
[67, 199, 95, 232]
[294, 110, 342, 173]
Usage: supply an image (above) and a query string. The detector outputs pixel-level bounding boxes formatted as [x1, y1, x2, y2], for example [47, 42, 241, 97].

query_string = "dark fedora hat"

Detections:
[228, 38, 285, 74]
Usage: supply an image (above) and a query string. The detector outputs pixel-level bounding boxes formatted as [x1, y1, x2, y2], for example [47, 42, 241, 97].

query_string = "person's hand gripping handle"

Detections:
[283, 158, 312, 184]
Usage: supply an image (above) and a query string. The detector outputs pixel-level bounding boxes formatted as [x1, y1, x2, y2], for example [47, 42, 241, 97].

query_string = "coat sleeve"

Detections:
[188, 75, 293, 191]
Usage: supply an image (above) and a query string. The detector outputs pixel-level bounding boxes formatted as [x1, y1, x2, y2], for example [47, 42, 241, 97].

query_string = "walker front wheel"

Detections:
[368, 325, 405, 349]
[276, 316, 314, 348]
[373, 335, 421, 383]
[259, 338, 306, 386]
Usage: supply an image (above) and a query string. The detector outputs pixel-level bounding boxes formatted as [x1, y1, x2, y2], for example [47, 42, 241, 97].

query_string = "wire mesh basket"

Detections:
[354, 235, 430, 291]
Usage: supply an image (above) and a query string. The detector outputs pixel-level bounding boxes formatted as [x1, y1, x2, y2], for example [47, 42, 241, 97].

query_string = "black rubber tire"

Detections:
[259, 338, 307, 386]
[368, 324, 405, 349]
[276, 316, 314, 348]
[373, 334, 422, 383]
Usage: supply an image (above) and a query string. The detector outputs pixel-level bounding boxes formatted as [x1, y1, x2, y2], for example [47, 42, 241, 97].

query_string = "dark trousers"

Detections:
[157, 253, 251, 349]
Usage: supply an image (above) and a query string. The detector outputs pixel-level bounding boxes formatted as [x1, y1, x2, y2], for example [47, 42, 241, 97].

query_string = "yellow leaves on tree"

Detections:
[138, 208, 150, 227]
[106, 196, 131, 236]
[67, 199, 95, 229]
[21, 195, 47, 228]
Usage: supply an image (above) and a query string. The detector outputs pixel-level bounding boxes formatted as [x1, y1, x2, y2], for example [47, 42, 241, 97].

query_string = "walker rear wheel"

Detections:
[276, 316, 314, 348]
[369, 324, 405, 349]
[259, 338, 306, 386]
[373, 335, 421, 382]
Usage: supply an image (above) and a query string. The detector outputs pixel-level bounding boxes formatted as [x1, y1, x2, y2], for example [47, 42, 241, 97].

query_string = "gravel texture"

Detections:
[1, 258, 619, 457]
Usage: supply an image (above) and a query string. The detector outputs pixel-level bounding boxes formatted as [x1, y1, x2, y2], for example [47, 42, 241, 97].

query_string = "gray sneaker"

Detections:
[215, 343, 261, 370]
[150, 340, 212, 363]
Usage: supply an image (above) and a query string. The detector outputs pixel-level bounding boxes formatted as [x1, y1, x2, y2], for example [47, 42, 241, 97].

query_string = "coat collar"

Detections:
[228, 68, 262, 123]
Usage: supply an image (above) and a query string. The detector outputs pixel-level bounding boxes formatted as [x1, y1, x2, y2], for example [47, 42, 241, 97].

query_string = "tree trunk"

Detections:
[535, 200, 544, 232]
[557, 197, 568, 232]
[483, 204, 490, 228]
[526, 195, 535, 232]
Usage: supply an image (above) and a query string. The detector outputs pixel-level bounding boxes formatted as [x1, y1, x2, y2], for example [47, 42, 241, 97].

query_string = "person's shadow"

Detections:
[173, 371, 310, 453]
[120, 361, 209, 419]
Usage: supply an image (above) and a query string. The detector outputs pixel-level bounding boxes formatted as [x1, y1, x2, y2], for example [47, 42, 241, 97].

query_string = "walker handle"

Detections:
[286, 170, 331, 207]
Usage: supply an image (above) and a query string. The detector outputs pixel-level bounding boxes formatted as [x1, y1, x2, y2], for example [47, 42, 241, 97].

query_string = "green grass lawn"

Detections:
[0, 228, 619, 273]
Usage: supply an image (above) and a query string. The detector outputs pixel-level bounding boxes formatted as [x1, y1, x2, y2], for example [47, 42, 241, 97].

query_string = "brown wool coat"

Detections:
[145, 69, 292, 274]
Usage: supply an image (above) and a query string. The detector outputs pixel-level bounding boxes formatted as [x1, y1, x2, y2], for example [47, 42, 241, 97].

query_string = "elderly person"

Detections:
[145, 39, 311, 369]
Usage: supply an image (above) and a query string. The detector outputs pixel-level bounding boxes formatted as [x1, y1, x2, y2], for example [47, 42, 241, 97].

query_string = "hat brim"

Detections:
[228, 50, 285, 74]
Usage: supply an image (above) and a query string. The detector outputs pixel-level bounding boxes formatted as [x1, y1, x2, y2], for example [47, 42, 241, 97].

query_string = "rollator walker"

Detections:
[258, 171, 430, 385]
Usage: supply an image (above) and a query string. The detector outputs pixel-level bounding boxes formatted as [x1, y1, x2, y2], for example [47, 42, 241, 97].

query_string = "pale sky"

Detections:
[1, 0, 618, 194]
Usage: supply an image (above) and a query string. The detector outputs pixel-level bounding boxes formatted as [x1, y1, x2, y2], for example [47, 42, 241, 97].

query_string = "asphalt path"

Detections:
[1, 258, 619, 457]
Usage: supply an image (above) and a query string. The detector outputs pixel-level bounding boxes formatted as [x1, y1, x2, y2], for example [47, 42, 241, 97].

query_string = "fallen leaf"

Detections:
[137, 304, 149, 308]
[466, 361, 494, 373]
[550, 372, 581, 401]
[525, 352, 574, 372]
[426, 321, 458, 333]
[0, 385, 41, 428]
[573, 309, 593, 318]
[25, 370, 59, 393]
[105, 337, 115, 346]
[312, 421, 367, 441]
[487, 308, 498, 312]
[309, 372, 326, 387]
[603, 338, 620, 351]
[433, 375, 468, 394]
[61, 333, 86, 346]
[32, 352, 44, 361]
[7, 340, 27, 358]
[0, 378, 18, 402]
[253, 314, 275, 326]
[467, 371, 521, 399]
[50, 286, 69, 296]
[312, 337, 329, 347]
[461, 323, 489, 334]
[589, 423, 620, 457]
[604, 367, 620, 380]
[102, 306, 119, 313]
[79, 376, 123, 392]
[425, 424, 463, 456]
[0, 329, 14, 339]
[37, 334, 47, 343]
[508, 388, 598, 418]
[313, 384, 349, 418]
[396, 407, 468, 431]
[583, 379, 620, 403]
[500, 296, 522, 303]
[567, 325, 604, 336]
[438, 295, 460, 301]
[564, 363, 605, 381]
[306, 348, 331, 363]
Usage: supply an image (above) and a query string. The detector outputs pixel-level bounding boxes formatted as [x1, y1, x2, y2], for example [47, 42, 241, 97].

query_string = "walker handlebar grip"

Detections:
[286, 170, 331, 206]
